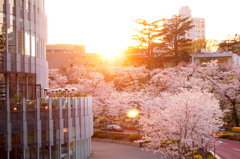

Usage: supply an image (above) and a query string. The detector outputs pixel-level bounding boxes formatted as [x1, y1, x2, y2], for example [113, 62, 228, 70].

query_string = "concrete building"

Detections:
[191, 51, 240, 65]
[179, 6, 205, 40]
[0, 1, 93, 159]
[46, 44, 102, 71]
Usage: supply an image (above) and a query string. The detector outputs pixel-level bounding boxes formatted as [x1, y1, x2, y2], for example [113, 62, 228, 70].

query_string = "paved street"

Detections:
[215, 139, 240, 159]
[89, 141, 164, 159]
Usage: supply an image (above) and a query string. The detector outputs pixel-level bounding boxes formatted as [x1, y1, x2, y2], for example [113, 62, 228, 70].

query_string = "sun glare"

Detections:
[46, 0, 240, 57]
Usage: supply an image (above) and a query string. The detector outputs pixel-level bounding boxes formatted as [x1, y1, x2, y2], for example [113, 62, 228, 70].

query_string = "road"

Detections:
[89, 141, 165, 159]
[215, 139, 240, 159]
[95, 129, 240, 159]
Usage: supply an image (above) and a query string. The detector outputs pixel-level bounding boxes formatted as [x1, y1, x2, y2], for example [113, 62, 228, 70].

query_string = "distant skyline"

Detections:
[46, 0, 240, 57]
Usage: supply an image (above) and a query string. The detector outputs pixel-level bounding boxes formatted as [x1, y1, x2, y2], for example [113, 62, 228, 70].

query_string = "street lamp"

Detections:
[127, 109, 142, 147]
[127, 109, 139, 119]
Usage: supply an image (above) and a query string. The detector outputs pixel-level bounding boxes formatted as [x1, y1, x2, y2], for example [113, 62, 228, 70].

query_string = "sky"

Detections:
[45, 0, 240, 57]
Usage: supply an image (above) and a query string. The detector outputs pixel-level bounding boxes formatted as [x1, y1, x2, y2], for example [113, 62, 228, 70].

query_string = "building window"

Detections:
[8, 26, 16, 54]
[0, 0, 5, 13]
[26, 0, 30, 20]
[0, 12, 5, 24]
[9, 73, 17, 104]
[31, 34, 36, 57]
[19, 0, 24, 18]
[25, 31, 31, 56]
[0, 23, 6, 53]
[9, 0, 16, 15]
[17, 18, 24, 54]
[0, 73, 6, 102]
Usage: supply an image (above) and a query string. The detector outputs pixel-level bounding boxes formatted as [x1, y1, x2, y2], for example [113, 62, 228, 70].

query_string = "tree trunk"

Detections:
[232, 100, 240, 127]
[174, 39, 179, 66]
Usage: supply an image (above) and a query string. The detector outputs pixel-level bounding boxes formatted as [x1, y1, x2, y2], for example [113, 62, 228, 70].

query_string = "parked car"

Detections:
[102, 125, 124, 132]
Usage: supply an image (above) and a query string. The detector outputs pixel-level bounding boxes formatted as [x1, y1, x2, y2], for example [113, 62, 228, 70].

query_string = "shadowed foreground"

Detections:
[89, 141, 164, 159]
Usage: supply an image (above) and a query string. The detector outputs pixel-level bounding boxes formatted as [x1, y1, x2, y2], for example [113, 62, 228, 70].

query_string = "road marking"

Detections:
[233, 148, 240, 152]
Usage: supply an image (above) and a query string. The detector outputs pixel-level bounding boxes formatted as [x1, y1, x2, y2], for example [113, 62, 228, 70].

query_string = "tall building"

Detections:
[0, 0, 48, 105]
[0, 1, 93, 159]
[179, 6, 205, 41]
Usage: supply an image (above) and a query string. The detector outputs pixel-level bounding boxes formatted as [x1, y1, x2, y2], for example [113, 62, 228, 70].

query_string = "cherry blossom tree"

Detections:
[146, 63, 209, 97]
[49, 69, 68, 89]
[139, 88, 223, 159]
[110, 66, 149, 92]
[198, 62, 240, 126]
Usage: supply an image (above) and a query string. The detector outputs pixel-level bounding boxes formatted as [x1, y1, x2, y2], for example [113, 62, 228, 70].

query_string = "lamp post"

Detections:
[127, 109, 142, 147]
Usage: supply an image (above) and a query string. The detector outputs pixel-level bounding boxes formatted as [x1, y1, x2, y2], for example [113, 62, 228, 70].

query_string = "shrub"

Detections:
[128, 134, 140, 142]
[110, 133, 125, 140]
[96, 133, 109, 139]
[92, 130, 107, 138]
[216, 134, 231, 139]
[207, 157, 216, 159]
[194, 154, 203, 159]
[228, 134, 240, 141]
[232, 127, 240, 132]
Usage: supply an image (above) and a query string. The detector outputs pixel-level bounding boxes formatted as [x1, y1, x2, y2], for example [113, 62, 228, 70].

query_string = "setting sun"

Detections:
[46, 0, 240, 57]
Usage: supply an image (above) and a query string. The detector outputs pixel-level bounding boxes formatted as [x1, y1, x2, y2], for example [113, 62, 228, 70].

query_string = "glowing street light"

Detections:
[127, 108, 142, 147]
[13, 107, 18, 111]
[127, 109, 139, 118]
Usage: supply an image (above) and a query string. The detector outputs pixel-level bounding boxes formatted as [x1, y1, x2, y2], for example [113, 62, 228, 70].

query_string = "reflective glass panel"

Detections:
[8, 26, 16, 53]
[25, 31, 30, 56]
[31, 34, 36, 56]
[9, 0, 16, 15]
[0, 0, 5, 13]
[17, 19, 24, 54]
[0, 12, 5, 24]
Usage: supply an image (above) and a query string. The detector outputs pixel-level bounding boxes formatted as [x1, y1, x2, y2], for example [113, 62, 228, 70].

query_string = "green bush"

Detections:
[228, 134, 240, 141]
[128, 134, 140, 142]
[217, 134, 231, 139]
[110, 134, 125, 140]
[92, 130, 105, 138]
[193, 154, 203, 159]
[96, 133, 109, 139]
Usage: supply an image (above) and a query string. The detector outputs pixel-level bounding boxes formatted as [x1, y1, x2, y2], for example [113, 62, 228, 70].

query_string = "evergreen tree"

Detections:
[159, 15, 194, 64]
[132, 19, 162, 68]
[219, 34, 240, 55]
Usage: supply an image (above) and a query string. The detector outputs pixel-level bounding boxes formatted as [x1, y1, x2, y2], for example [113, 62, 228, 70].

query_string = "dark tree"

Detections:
[219, 34, 240, 55]
[132, 19, 162, 68]
[159, 15, 194, 64]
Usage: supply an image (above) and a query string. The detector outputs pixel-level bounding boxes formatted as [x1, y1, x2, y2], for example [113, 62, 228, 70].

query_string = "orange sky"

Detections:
[46, 0, 240, 57]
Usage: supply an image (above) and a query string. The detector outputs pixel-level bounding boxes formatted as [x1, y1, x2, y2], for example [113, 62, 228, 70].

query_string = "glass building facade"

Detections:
[0, 1, 93, 159]
[0, 0, 48, 110]
[0, 97, 93, 159]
